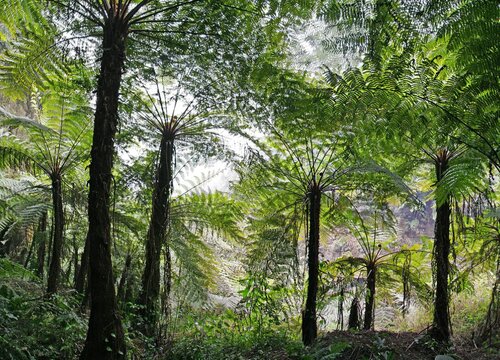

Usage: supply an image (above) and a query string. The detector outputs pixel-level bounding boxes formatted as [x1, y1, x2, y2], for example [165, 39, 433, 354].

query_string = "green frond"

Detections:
[0, 179, 49, 255]
[0, 134, 44, 174]
[0, 0, 72, 99]
[0, 108, 52, 132]
[171, 191, 244, 242]
[170, 219, 217, 302]
[435, 155, 489, 205]
[0, 0, 49, 39]
[0, 258, 37, 280]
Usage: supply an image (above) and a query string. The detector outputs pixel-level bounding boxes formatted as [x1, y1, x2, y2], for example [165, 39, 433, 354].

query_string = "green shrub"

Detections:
[0, 259, 86, 360]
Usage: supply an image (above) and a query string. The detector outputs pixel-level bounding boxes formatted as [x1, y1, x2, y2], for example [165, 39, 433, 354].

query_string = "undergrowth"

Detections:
[0, 259, 86, 360]
[0, 258, 497, 360]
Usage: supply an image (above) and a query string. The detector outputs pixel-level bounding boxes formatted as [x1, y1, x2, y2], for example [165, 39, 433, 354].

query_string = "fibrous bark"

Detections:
[36, 212, 47, 278]
[73, 234, 79, 287]
[348, 297, 360, 330]
[363, 263, 376, 330]
[302, 184, 321, 346]
[138, 133, 173, 335]
[80, 15, 127, 360]
[117, 253, 132, 305]
[430, 150, 451, 343]
[47, 172, 64, 295]
[75, 234, 89, 294]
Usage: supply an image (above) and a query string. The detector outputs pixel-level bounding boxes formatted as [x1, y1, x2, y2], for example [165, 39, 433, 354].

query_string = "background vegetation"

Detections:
[0, 0, 498, 359]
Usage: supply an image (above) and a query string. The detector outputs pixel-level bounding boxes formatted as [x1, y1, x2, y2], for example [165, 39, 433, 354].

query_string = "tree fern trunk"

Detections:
[47, 172, 64, 295]
[431, 150, 451, 343]
[36, 211, 47, 278]
[138, 133, 173, 335]
[75, 234, 89, 294]
[80, 15, 127, 360]
[302, 184, 321, 346]
[117, 253, 132, 306]
[363, 263, 376, 330]
[348, 297, 360, 330]
[73, 234, 79, 287]
[46, 220, 53, 274]
[162, 243, 172, 339]
[479, 253, 499, 344]
[24, 233, 36, 268]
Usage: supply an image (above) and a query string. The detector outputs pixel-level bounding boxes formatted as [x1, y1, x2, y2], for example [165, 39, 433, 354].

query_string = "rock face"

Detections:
[317, 193, 436, 330]
[395, 193, 435, 246]
[323, 192, 435, 261]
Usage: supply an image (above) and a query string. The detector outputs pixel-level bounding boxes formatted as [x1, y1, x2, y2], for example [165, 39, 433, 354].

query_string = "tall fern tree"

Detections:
[165, 191, 243, 333]
[0, 174, 50, 265]
[326, 199, 431, 330]
[310, 0, 498, 344]
[324, 31, 497, 339]
[238, 122, 412, 345]
[131, 73, 234, 335]
[0, 83, 92, 295]
[0, 0, 313, 356]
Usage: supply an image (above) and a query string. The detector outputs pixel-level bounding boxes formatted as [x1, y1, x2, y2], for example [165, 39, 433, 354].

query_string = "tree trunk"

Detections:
[138, 133, 173, 334]
[337, 287, 344, 330]
[125, 273, 134, 305]
[117, 253, 132, 305]
[478, 252, 499, 345]
[81, 277, 91, 312]
[36, 212, 47, 278]
[80, 16, 127, 360]
[363, 263, 376, 330]
[431, 150, 451, 343]
[75, 234, 89, 294]
[46, 220, 53, 273]
[348, 297, 360, 330]
[73, 234, 79, 287]
[302, 184, 321, 346]
[165, 244, 172, 313]
[23, 233, 36, 269]
[47, 172, 64, 295]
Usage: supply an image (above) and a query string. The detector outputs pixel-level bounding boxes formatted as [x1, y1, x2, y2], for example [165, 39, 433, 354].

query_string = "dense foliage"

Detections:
[0, 0, 498, 359]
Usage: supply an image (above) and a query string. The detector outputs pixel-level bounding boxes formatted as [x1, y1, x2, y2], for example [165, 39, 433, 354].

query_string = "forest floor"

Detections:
[311, 330, 497, 360]
[251, 330, 499, 360]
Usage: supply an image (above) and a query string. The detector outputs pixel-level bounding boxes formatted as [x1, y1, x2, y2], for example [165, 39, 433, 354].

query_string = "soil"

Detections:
[309, 330, 499, 360]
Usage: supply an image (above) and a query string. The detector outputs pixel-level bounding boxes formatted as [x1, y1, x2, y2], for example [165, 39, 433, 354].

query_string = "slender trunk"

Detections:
[165, 244, 172, 310]
[348, 297, 360, 330]
[138, 133, 173, 334]
[117, 254, 132, 305]
[431, 150, 451, 343]
[73, 234, 79, 287]
[337, 287, 344, 330]
[47, 172, 64, 295]
[36, 212, 47, 278]
[75, 234, 89, 293]
[302, 184, 321, 346]
[162, 244, 172, 340]
[46, 220, 53, 272]
[67, 256, 73, 284]
[363, 263, 376, 330]
[24, 233, 36, 268]
[81, 277, 91, 311]
[80, 16, 127, 360]
[19, 247, 28, 264]
[479, 252, 499, 344]
[125, 273, 134, 305]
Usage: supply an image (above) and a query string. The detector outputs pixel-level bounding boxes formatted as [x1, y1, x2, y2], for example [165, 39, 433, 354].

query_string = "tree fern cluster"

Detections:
[0, 0, 498, 358]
